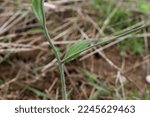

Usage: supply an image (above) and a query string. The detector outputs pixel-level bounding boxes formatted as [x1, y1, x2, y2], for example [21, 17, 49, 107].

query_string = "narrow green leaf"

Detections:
[32, 0, 45, 26]
[80, 68, 100, 84]
[63, 40, 91, 63]
[88, 82, 111, 94]
[16, 82, 49, 99]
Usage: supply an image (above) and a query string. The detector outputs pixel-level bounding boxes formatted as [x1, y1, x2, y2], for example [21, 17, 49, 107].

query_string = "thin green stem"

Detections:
[43, 26, 67, 100]
[39, 0, 67, 99]
[59, 63, 67, 99]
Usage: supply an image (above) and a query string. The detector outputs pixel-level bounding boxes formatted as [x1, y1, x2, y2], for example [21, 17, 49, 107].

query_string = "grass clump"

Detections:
[91, 0, 146, 55]
[119, 38, 144, 55]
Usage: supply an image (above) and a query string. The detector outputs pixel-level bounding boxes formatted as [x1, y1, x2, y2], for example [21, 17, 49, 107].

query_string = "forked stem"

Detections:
[40, 0, 67, 100]
[43, 24, 67, 100]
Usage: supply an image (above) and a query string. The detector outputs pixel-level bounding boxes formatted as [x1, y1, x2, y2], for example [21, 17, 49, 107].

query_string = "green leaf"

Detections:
[32, 0, 45, 26]
[63, 40, 91, 63]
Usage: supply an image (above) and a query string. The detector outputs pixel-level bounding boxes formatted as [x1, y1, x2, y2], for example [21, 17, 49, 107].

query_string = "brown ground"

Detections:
[0, 0, 150, 99]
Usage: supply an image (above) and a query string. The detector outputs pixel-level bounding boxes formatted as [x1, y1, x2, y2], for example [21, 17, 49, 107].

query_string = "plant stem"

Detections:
[43, 26, 67, 99]
[38, 0, 67, 100]
[43, 26, 67, 100]
[59, 63, 67, 99]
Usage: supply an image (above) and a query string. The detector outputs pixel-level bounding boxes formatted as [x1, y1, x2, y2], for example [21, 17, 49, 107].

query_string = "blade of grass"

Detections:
[0, 52, 11, 64]
[88, 82, 111, 95]
[16, 82, 50, 99]
[80, 68, 111, 95]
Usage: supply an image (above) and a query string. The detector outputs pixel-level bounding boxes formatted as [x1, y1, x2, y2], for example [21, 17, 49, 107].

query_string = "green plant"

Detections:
[119, 38, 144, 55]
[32, 0, 67, 99]
[31, 0, 90, 99]
[31, 0, 149, 99]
